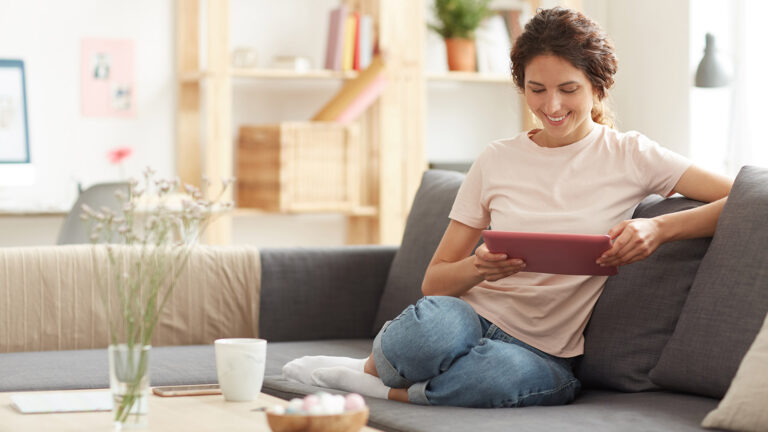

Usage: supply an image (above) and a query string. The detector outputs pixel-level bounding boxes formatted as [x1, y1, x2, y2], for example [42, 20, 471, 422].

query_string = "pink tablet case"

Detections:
[482, 230, 618, 276]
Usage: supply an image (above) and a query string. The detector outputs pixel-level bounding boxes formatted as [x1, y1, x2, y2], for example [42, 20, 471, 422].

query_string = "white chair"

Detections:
[56, 182, 130, 245]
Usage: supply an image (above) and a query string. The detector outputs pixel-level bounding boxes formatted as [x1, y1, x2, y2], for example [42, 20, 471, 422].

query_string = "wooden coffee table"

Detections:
[0, 389, 381, 431]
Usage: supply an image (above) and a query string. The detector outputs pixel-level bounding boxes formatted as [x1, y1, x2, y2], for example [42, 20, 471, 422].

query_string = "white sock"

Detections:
[282, 356, 367, 385]
[311, 366, 391, 400]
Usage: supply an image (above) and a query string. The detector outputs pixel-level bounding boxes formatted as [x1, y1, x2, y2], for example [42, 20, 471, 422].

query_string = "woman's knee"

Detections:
[386, 296, 480, 349]
[378, 296, 482, 380]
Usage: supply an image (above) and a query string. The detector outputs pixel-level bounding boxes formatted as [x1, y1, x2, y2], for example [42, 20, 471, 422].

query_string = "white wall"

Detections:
[0, 0, 175, 210]
[598, 0, 691, 156]
[0, 0, 352, 247]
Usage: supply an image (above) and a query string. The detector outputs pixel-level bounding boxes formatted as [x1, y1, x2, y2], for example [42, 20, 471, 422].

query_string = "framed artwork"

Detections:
[80, 38, 135, 117]
[0, 59, 31, 164]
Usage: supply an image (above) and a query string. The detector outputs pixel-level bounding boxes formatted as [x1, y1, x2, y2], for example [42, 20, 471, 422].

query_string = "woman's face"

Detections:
[524, 54, 597, 147]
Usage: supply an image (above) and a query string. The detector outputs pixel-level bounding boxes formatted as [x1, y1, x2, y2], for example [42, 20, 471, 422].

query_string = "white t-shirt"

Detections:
[449, 124, 692, 357]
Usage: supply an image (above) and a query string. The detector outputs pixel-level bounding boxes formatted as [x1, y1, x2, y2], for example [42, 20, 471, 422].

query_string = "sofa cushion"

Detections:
[262, 339, 718, 432]
[0, 345, 217, 392]
[650, 165, 768, 398]
[259, 248, 395, 342]
[577, 196, 710, 391]
[265, 379, 716, 431]
[702, 312, 768, 431]
[372, 170, 465, 334]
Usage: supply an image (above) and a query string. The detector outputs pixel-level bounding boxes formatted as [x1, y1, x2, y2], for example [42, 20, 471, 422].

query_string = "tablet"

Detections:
[482, 230, 618, 276]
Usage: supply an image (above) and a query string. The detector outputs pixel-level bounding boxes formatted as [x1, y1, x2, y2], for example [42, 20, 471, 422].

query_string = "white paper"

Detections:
[10, 391, 112, 414]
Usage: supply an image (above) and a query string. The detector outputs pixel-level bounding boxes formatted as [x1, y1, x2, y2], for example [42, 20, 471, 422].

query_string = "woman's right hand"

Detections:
[473, 243, 526, 282]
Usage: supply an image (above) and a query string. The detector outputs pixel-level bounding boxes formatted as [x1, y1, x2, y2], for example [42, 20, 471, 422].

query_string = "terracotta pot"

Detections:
[445, 38, 476, 71]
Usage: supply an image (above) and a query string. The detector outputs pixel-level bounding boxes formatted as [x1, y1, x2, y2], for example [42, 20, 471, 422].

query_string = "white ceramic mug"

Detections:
[214, 338, 267, 402]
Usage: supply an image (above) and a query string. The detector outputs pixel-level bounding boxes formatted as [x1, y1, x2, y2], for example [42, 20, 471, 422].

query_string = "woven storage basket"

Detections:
[236, 122, 361, 212]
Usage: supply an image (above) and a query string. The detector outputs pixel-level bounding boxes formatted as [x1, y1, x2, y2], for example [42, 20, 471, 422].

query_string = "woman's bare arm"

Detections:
[422, 220, 526, 296]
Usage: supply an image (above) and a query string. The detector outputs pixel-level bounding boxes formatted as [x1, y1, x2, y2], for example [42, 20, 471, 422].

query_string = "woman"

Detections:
[283, 7, 732, 408]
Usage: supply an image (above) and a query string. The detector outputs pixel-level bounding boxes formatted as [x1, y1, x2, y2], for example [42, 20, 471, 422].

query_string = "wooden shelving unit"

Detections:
[175, 0, 426, 245]
[173, 0, 579, 245]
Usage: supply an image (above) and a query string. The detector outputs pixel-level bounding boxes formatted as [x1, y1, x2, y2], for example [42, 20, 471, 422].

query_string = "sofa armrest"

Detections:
[259, 246, 397, 342]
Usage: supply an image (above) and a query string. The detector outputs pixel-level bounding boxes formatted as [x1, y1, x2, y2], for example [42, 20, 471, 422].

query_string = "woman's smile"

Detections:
[545, 112, 570, 125]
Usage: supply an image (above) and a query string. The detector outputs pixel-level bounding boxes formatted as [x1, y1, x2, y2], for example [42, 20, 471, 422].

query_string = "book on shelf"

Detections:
[341, 14, 357, 71]
[312, 56, 385, 122]
[357, 14, 374, 69]
[476, 14, 512, 75]
[352, 12, 361, 71]
[324, 5, 348, 70]
[502, 9, 524, 44]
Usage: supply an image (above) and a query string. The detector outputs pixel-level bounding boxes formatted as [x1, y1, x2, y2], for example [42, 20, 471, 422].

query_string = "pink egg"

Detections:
[302, 394, 320, 412]
[344, 393, 366, 411]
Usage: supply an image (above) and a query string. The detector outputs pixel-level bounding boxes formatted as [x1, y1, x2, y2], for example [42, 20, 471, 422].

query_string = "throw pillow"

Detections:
[701, 312, 768, 431]
[371, 170, 466, 335]
[577, 196, 710, 391]
[649, 165, 768, 398]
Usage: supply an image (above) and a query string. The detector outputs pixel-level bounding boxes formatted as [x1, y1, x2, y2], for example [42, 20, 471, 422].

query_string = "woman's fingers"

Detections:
[474, 257, 526, 281]
[599, 219, 661, 267]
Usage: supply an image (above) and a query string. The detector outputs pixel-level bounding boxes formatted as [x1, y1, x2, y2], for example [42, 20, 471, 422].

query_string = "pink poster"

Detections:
[80, 38, 135, 117]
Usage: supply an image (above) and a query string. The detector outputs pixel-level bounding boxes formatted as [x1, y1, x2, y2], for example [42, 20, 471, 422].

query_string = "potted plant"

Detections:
[428, 0, 492, 71]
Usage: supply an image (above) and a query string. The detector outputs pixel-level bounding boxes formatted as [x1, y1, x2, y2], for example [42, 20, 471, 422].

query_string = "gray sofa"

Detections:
[2, 167, 767, 432]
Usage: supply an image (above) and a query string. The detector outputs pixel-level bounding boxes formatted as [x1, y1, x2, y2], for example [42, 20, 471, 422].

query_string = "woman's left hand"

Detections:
[597, 218, 665, 267]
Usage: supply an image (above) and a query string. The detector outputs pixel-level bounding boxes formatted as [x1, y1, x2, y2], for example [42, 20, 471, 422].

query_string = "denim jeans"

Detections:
[372, 296, 581, 407]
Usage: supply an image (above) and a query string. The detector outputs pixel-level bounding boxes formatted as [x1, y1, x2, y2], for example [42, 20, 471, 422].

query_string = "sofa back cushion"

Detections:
[0, 245, 261, 353]
[649, 165, 768, 398]
[372, 170, 466, 334]
[577, 196, 710, 391]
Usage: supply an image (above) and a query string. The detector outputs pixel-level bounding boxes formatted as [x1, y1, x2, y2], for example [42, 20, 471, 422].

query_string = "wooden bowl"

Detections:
[266, 407, 370, 432]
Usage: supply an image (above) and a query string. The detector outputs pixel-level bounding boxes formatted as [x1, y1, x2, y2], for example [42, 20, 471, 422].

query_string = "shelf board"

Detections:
[179, 69, 360, 83]
[231, 68, 359, 80]
[233, 205, 377, 217]
[178, 71, 206, 83]
[183, 70, 512, 84]
[426, 71, 512, 83]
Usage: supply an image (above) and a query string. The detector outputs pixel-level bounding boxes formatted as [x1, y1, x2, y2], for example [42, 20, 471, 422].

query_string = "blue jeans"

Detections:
[372, 296, 581, 407]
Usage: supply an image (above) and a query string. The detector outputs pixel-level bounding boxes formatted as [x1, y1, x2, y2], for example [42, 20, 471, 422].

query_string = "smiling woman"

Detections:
[279, 6, 734, 410]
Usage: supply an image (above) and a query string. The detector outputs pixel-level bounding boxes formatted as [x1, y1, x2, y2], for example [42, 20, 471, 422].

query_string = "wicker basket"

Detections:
[236, 122, 361, 212]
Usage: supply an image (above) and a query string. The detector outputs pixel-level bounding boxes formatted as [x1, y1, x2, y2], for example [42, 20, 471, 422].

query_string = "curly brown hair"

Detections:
[510, 7, 618, 127]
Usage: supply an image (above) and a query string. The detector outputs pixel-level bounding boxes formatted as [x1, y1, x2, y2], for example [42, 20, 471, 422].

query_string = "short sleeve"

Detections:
[628, 133, 692, 197]
[448, 151, 491, 229]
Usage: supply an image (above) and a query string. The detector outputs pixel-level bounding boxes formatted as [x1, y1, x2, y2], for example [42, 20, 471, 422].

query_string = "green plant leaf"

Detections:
[428, 0, 493, 40]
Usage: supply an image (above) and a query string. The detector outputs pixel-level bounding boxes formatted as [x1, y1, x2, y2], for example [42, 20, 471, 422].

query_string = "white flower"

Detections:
[81, 204, 97, 217]
[142, 166, 156, 178]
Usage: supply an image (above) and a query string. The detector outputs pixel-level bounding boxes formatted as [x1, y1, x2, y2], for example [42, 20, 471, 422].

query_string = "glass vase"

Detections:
[108, 344, 151, 429]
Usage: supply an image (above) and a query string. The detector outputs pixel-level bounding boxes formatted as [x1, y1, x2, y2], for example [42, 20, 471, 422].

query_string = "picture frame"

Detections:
[0, 59, 31, 164]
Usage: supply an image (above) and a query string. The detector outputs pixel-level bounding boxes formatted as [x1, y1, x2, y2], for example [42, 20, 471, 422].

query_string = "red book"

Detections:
[352, 12, 361, 71]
